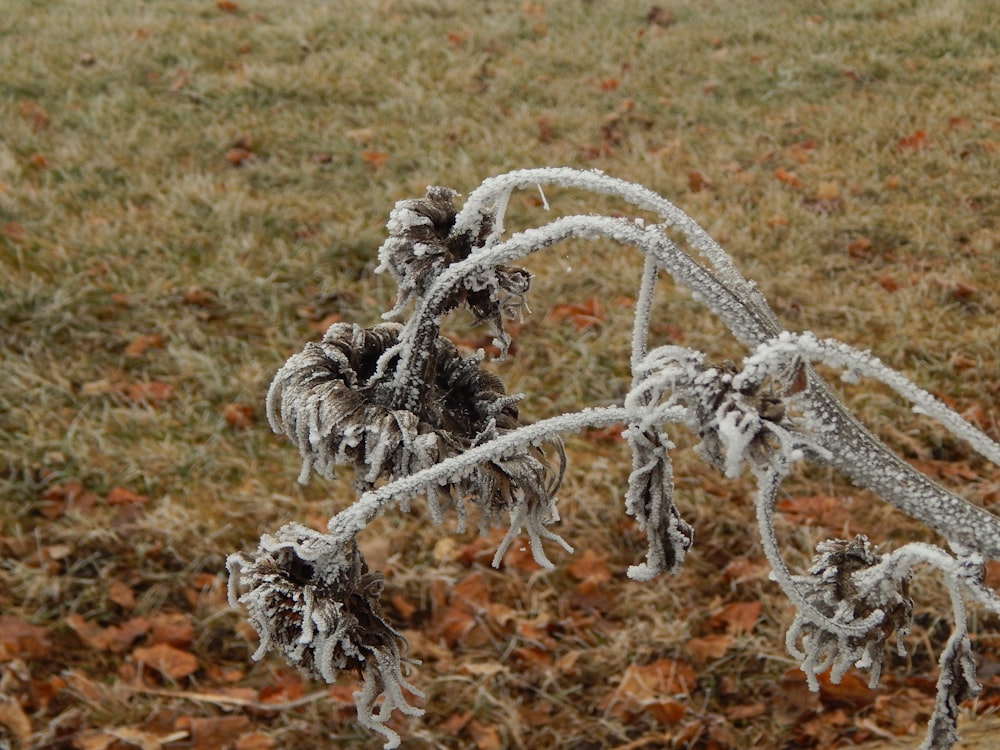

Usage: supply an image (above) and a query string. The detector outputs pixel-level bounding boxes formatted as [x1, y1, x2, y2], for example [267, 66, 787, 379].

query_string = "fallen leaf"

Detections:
[108, 579, 136, 610]
[187, 716, 251, 750]
[847, 236, 873, 259]
[127, 380, 173, 403]
[548, 297, 605, 330]
[599, 658, 696, 720]
[167, 68, 191, 92]
[726, 702, 767, 720]
[467, 719, 502, 750]
[897, 129, 928, 150]
[773, 167, 802, 189]
[216, 0, 239, 11]
[226, 147, 254, 166]
[646, 6, 675, 27]
[148, 612, 195, 648]
[222, 403, 255, 429]
[0, 615, 51, 659]
[2, 222, 28, 242]
[776, 494, 853, 532]
[565, 549, 611, 583]
[708, 601, 761, 634]
[0, 695, 31, 742]
[132, 643, 199, 680]
[687, 170, 709, 193]
[106, 486, 148, 505]
[67, 614, 150, 653]
[183, 286, 216, 306]
[124, 333, 165, 358]
[235, 733, 275, 750]
[685, 634, 733, 662]
[345, 127, 375, 144]
[360, 149, 389, 168]
[17, 100, 50, 130]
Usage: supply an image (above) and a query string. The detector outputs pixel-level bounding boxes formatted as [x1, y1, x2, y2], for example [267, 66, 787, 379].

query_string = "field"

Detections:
[2, 1, 999, 748]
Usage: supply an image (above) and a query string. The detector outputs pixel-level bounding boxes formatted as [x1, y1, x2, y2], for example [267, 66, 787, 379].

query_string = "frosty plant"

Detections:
[228, 168, 1000, 749]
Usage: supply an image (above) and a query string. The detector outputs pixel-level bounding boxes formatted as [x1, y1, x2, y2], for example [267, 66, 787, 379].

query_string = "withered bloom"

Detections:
[786, 535, 913, 690]
[376, 186, 532, 356]
[266, 321, 564, 530]
[226, 523, 423, 748]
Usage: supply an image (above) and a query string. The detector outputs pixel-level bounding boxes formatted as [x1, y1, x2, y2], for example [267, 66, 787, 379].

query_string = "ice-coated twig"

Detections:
[230, 169, 1000, 749]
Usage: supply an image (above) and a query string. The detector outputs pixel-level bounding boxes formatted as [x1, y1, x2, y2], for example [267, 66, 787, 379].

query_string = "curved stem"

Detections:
[389, 215, 778, 410]
[739, 334, 1000, 559]
[452, 167, 777, 329]
[327, 403, 687, 539]
[754, 466, 877, 636]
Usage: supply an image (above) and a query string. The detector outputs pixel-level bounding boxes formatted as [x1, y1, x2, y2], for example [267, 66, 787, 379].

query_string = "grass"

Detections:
[1, 0, 998, 748]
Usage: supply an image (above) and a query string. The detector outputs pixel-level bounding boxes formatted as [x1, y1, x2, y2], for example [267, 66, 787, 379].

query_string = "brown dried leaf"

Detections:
[360, 149, 389, 168]
[124, 334, 165, 358]
[467, 719, 502, 750]
[106, 486, 148, 505]
[108, 579, 136, 610]
[0, 695, 31, 742]
[707, 601, 761, 634]
[685, 634, 733, 662]
[187, 716, 252, 750]
[126, 381, 174, 403]
[132, 643, 199, 680]
[0, 615, 51, 659]
[565, 549, 611, 582]
[235, 733, 275, 750]
[148, 612, 195, 648]
[222, 403, 255, 429]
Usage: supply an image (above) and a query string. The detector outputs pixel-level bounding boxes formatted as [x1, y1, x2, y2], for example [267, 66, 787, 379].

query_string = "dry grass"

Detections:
[1, 0, 998, 748]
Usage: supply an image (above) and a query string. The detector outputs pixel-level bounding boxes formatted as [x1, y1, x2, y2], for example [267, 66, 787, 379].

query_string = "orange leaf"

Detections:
[132, 643, 199, 680]
[0, 615, 51, 660]
[708, 601, 761, 634]
[108, 579, 136, 610]
[686, 634, 733, 661]
[548, 297, 605, 330]
[565, 549, 611, 583]
[67, 613, 150, 653]
[599, 77, 619, 92]
[773, 167, 802, 188]
[226, 147, 254, 165]
[361, 149, 389, 168]
[467, 720, 503, 750]
[148, 612, 195, 647]
[124, 333, 164, 358]
[646, 698, 686, 725]
[623, 658, 697, 696]
[188, 717, 252, 749]
[235, 733, 275, 750]
[106, 486, 148, 505]
[217, 0, 239, 10]
[897, 129, 928, 150]
[847, 236, 873, 259]
[687, 170, 708, 193]
[2, 222, 28, 242]
[127, 380, 173, 403]
[0, 698, 30, 743]
[222, 402, 255, 429]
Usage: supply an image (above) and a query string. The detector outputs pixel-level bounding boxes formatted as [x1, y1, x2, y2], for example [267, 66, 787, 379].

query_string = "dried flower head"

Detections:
[376, 185, 532, 355]
[786, 535, 913, 690]
[226, 522, 422, 749]
[266, 320, 565, 533]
